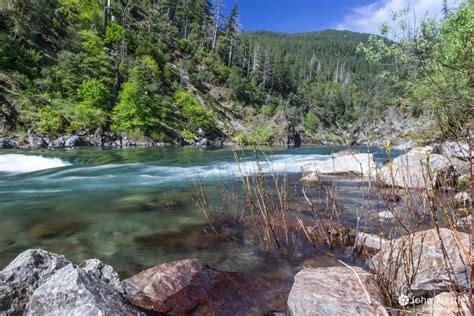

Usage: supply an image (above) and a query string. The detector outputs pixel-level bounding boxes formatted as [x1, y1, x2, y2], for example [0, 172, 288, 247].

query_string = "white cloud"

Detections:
[336, 0, 461, 34]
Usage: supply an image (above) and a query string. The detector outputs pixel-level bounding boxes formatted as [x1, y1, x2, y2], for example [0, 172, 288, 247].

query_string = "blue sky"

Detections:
[223, 0, 460, 34]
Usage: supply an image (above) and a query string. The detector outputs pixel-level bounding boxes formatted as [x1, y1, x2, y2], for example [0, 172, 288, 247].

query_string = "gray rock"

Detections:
[300, 172, 321, 184]
[53, 136, 66, 148]
[377, 211, 396, 221]
[455, 215, 471, 229]
[450, 158, 470, 176]
[27, 134, 48, 149]
[437, 142, 470, 160]
[355, 232, 388, 252]
[301, 153, 377, 178]
[0, 137, 16, 149]
[65, 135, 82, 147]
[287, 266, 388, 315]
[369, 228, 470, 298]
[379, 151, 454, 189]
[80, 259, 124, 294]
[454, 192, 470, 205]
[27, 263, 144, 315]
[393, 139, 415, 151]
[0, 249, 71, 314]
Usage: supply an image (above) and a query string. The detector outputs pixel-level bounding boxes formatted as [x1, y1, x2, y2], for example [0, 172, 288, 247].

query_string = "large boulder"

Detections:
[287, 266, 388, 315]
[0, 249, 71, 314]
[28, 263, 142, 315]
[0, 137, 16, 149]
[301, 153, 377, 178]
[379, 151, 455, 189]
[435, 141, 470, 160]
[369, 228, 470, 298]
[124, 259, 291, 315]
[0, 249, 142, 315]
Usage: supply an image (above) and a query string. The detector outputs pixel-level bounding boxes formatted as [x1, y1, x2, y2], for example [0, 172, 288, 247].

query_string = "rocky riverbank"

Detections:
[0, 128, 237, 150]
[1, 224, 470, 315]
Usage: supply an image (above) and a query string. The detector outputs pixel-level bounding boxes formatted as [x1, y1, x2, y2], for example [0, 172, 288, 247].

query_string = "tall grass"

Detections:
[192, 143, 471, 313]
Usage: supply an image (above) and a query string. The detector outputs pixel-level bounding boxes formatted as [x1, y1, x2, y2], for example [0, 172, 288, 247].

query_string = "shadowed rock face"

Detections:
[369, 228, 470, 298]
[124, 259, 292, 315]
[0, 249, 144, 315]
[287, 266, 388, 316]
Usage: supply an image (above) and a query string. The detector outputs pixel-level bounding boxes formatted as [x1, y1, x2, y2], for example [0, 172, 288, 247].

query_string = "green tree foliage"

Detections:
[0, 0, 469, 142]
[358, 1, 473, 138]
[174, 90, 214, 132]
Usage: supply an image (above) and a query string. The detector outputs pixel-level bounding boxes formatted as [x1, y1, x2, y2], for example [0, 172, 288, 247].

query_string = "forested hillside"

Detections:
[0, 0, 471, 146]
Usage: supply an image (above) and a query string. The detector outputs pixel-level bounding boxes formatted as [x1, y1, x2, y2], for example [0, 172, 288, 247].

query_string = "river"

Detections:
[0, 146, 397, 279]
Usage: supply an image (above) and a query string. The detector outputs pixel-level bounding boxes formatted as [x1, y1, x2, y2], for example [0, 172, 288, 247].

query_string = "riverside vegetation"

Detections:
[0, 1, 472, 146]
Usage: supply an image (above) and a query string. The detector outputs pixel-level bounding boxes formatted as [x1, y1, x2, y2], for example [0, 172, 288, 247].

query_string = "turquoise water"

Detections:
[0, 146, 396, 278]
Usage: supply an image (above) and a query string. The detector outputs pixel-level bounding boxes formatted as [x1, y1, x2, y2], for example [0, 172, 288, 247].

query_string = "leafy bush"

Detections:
[35, 105, 65, 135]
[236, 126, 277, 145]
[77, 79, 110, 108]
[181, 129, 196, 140]
[105, 22, 124, 46]
[71, 102, 104, 131]
[174, 89, 214, 132]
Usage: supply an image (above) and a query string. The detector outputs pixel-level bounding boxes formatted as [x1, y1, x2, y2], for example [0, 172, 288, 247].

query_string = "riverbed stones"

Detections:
[124, 258, 291, 315]
[369, 228, 470, 298]
[31, 217, 89, 239]
[287, 266, 388, 315]
[301, 153, 377, 178]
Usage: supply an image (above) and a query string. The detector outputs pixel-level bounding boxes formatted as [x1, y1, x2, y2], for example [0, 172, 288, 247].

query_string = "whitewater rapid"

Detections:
[0, 154, 72, 173]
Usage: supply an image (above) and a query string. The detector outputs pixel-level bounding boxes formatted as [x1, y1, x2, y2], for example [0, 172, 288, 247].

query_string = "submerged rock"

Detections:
[369, 228, 470, 298]
[287, 266, 388, 315]
[301, 153, 377, 178]
[0, 249, 71, 314]
[31, 218, 89, 239]
[124, 259, 291, 315]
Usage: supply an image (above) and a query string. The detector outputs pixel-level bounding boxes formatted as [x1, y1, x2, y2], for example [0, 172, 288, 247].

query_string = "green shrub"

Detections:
[104, 22, 124, 46]
[174, 89, 214, 132]
[71, 102, 104, 131]
[181, 129, 196, 140]
[77, 79, 110, 108]
[237, 126, 277, 145]
[35, 105, 65, 135]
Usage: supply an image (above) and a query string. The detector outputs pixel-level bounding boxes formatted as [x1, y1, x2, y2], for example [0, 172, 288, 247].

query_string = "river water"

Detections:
[0, 146, 397, 279]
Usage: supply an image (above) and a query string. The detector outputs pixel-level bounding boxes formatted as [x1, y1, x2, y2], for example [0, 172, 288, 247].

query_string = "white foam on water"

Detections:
[0, 154, 71, 173]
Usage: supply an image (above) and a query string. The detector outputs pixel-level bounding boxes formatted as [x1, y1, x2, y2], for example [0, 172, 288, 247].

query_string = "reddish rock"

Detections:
[124, 259, 292, 315]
